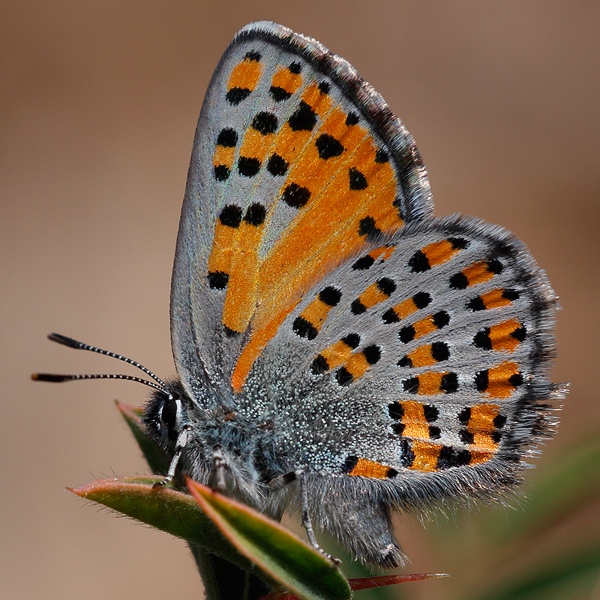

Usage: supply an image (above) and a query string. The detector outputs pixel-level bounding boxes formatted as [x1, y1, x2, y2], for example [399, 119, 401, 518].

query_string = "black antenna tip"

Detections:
[47, 333, 82, 349]
[32, 373, 71, 382]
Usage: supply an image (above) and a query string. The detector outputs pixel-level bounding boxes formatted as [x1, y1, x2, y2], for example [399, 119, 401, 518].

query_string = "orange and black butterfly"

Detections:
[37, 22, 563, 567]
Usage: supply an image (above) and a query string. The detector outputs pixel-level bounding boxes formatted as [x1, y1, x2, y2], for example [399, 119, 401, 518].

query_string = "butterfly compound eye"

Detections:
[160, 397, 180, 440]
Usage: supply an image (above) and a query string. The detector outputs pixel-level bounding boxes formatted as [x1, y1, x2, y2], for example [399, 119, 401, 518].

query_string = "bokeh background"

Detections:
[2, 2, 599, 599]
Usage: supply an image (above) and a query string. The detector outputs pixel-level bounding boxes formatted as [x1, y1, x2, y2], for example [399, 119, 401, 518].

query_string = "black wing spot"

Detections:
[449, 272, 469, 290]
[377, 278, 396, 296]
[226, 88, 251, 105]
[448, 237, 470, 249]
[270, 87, 291, 102]
[440, 372, 459, 393]
[244, 203, 266, 226]
[208, 271, 229, 289]
[342, 333, 361, 349]
[311, 355, 329, 375]
[318, 81, 330, 94]
[349, 167, 368, 190]
[400, 439, 415, 468]
[413, 292, 432, 309]
[398, 325, 416, 343]
[319, 286, 342, 306]
[214, 165, 230, 181]
[382, 308, 399, 324]
[219, 205, 243, 227]
[345, 112, 359, 125]
[459, 430, 474, 445]
[352, 255, 375, 270]
[217, 128, 238, 147]
[429, 426, 441, 440]
[238, 157, 261, 177]
[432, 311, 450, 329]
[341, 455, 358, 473]
[423, 404, 439, 422]
[267, 153, 288, 176]
[363, 344, 381, 365]
[467, 296, 486, 311]
[375, 149, 389, 163]
[437, 446, 471, 469]
[282, 183, 311, 208]
[403, 377, 419, 394]
[431, 342, 450, 362]
[357, 216, 381, 240]
[288, 101, 317, 131]
[315, 134, 344, 159]
[409, 250, 430, 272]
[388, 402, 404, 420]
[351, 299, 367, 315]
[488, 259, 503, 274]
[512, 326, 527, 342]
[398, 355, 412, 367]
[293, 316, 318, 340]
[252, 112, 278, 135]
[336, 367, 353, 386]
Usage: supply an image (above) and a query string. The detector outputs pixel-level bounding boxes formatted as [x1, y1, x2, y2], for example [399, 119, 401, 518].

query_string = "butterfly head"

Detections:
[143, 379, 189, 445]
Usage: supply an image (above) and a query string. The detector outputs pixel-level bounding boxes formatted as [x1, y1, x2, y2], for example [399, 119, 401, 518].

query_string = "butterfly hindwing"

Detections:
[171, 22, 433, 404]
[242, 214, 558, 498]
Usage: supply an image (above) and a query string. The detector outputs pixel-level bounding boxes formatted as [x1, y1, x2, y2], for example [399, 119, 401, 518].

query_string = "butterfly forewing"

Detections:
[171, 22, 433, 403]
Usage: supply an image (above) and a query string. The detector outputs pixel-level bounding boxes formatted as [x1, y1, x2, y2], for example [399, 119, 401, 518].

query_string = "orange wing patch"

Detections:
[388, 400, 441, 440]
[398, 311, 450, 343]
[400, 438, 495, 472]
[382, 292, 432, 324]
[226, 51, 263, 105]
[238, 113, 279, 173]
[292, 286, 342, 340]
[408, 237, 470, 272]
[467, 288, 520, 312]
[450, 259, 504, 290]
[270, 63, 303, 101]
[311, 337, 381, 387]
[401, 371, 459, 395]
[213, 128, 238, 182]
[344, 456, 398, 479]
[399, 341, 450, 368]
[458, 403, 505, 455]
[336, 345, 382, 386]
[311, 334, 360, 374]
[350, 278, 396, 315]
[473, 319, 527, 353]
[475, 361, 523, 399]
[207, 203, 267, 334]
[351, 245, 397, 270]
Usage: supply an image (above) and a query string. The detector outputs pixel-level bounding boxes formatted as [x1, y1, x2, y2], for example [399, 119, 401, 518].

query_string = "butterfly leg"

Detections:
[153, 425, 191, 488]
[212, 445, 227, 493]
[297, 469, 341, 565]
[314, 481, 404, 568]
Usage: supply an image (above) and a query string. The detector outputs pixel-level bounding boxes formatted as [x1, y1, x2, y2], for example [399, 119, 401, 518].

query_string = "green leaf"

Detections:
[187, 478, 351, 600]
[69, 476, 274, 586]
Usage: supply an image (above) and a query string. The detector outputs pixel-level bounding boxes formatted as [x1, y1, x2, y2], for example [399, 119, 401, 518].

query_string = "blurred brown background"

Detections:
[2, 2, 598, 599]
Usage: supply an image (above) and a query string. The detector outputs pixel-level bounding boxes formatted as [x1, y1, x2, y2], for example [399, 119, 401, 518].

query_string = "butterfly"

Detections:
[36, 21, 562, 568]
